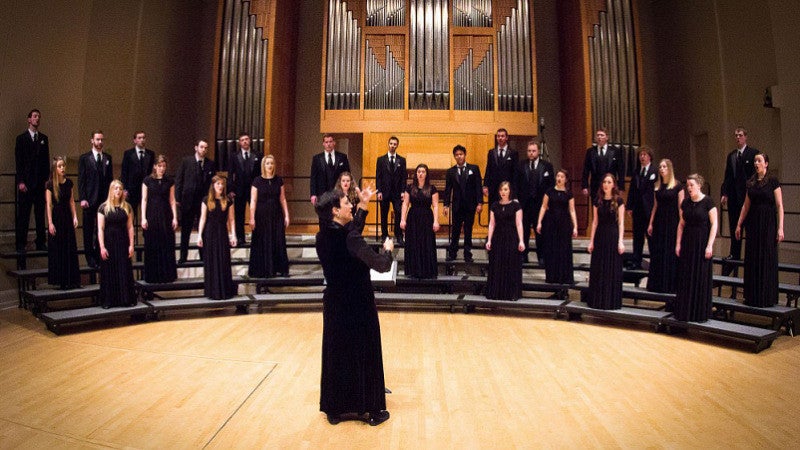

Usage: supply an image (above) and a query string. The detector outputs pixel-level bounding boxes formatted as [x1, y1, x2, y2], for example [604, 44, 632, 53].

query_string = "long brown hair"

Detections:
[206, 174, 229, 211]
[595, 173, 622, 216]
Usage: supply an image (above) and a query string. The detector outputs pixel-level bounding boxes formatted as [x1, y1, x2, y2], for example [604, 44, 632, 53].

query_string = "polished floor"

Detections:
[1, 287, 800, 449]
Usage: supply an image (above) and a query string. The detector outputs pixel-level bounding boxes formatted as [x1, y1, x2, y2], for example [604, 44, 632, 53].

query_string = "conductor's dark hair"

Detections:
[315, 189, 346, 224]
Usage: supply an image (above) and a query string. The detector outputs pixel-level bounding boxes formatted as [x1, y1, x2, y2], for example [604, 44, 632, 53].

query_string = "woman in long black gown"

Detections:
[735, 153, 784, 307]
[198, 175, 237, 300]
[97, 180, 136, 308]
[141, 155, 178, 283]
[248, 155, 289, 278]
[485, 182, 524, 300]
[45, 156, 80, 289]
[537, 169, 578, 285]
[315, 187, 394, 426]
[400, 164, 439, 279]
[587, 174, 625, 310]
[675, 174, 718, 322]
[646, 159, 684, 295]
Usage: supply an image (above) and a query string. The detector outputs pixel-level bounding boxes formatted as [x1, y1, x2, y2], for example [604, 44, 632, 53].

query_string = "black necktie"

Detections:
[96, 153, 101, 165]
[641, 167, 646, 177]
[33, 133, 38, 143]
[458, 166, 463, 177]
[198, 159, 203, 175]
[245, 151, 249, 161]
[390, 156, 395, 167]
[327, 153, 333, 168]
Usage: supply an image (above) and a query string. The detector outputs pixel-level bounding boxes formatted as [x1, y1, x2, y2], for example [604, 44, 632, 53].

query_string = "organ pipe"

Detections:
[216, 0, 268, 169]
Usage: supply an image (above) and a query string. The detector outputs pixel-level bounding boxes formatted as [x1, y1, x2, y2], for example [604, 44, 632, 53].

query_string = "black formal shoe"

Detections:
[326, 414, 342, 425]
[367, 410, 390, 426]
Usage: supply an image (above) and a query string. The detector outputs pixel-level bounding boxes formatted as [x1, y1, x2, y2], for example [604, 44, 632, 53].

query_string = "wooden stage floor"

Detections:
[1, 289, 800, 448]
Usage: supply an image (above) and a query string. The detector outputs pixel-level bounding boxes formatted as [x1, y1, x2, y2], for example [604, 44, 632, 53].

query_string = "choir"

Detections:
[16, 124, 786, 322]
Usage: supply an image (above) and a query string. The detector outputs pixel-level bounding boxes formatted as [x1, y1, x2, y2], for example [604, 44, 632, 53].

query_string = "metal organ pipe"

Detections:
[216, 0, 268, 168]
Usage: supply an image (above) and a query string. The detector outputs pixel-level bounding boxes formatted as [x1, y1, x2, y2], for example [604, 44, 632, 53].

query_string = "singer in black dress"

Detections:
[400, 164, 439, 279]
[141, 155, 178, 283]
[537, 169, 578, 285]
[647, 159, 684, 294]
[587, 174, 625, 310]
[735, 154, 784, 307]
[97, 180, 136, 308]
[198, 175, 237, 300]
[45, 157, 80, 289]
[675, 174, 718, 322]
[249, 155, 290, 278]
[485, 182, 524, 300]
[315, 188, 394, 426]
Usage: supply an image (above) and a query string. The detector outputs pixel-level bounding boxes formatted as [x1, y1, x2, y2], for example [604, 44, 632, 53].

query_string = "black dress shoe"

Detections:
[367, 410, 390, 426]
[326, 414, 342, 425]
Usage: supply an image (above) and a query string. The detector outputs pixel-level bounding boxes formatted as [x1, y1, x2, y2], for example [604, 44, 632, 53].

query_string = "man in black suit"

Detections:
[14, 109, 50, 253]
[515, 140, 554, 264]
[626, 146, 657, 269]
[483, 128, 519, 206]
[721, 127, 758, 263]
[581, 128, 626, 201]
[310, 133, 350, 206]
[175, 139, 217, 262]
[120, 130, 155, 232]
[228, 133, 261, 245]
[78, 130, 114, 267]
[376, 136, 407, 243]
[443, 145, 483, 262]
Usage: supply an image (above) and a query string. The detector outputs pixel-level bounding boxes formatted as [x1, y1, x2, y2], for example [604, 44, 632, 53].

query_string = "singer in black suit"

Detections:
[626, 147, 658, 268]
[14, 109, 50, 253]
[175, 140, 217, 262]
[78, 131, 114, 267]
[228, 133, 261, 245]
[375, 136, 407, 243]
[310, 134, 350, 206]
[515, 140, 554, 264]
[483, 128, 519, 205]
[720, 127, 757, 262]
[581, 128, 626, 200]
[443, 145, 483, 262]
[120, 131, 155, 224]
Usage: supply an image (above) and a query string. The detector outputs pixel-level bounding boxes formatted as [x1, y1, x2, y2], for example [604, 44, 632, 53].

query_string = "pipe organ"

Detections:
[587, 0, 640, 165]
[322, 0, 538, 133]
[216, 0, 269, 168]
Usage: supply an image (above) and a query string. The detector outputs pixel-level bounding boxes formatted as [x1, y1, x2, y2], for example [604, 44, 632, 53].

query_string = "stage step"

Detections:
[661, 318, 781, 353]
[462, 294, 568, 318]
[23, 284, 101, 315]
[40, 303, 151, 335]
[712, 297, 799, 336]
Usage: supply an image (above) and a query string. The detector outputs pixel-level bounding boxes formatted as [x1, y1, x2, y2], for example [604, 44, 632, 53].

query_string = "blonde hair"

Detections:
[103, 180, 133, 215]
[49, 156, 67, 203]
[206, 174, 229, 211]
[261, 154, 276, 178]
[654, 159, 677, 191]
